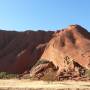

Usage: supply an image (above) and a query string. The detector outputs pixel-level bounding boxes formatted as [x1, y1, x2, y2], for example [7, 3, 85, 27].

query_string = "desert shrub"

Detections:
[85, 69, 90, 78]
[41, 68, 57, 81]
[0, 72, 17, 79]
[34, 59, 50, 67]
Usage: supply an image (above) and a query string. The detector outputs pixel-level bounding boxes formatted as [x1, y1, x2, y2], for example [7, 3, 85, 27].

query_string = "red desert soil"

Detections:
[0, 24, 90, 80]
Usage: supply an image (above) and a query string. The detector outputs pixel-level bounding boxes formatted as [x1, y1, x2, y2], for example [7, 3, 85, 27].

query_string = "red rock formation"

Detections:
[0, 30, 54, 73]
[0, 24, 90, 75]
[41, 25, 90, 73]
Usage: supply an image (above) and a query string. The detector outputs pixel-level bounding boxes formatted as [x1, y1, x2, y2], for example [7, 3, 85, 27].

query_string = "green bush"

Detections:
[0, 72, 17, 79]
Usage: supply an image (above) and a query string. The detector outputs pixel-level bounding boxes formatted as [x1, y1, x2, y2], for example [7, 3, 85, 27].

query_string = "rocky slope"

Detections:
[0, 30, 54, 73]
[41, 25, 90, 72]
[0, 25, 90, 80]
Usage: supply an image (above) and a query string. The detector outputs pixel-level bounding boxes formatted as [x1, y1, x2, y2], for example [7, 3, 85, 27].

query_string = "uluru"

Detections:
[0, 24, 90, 80]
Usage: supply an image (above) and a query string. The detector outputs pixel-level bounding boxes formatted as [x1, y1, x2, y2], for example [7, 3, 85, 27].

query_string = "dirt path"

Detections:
[0, 79, 90, 90]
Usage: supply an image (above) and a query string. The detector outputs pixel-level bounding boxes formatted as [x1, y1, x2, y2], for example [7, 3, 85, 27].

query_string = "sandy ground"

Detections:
[0, 79, 90, 90]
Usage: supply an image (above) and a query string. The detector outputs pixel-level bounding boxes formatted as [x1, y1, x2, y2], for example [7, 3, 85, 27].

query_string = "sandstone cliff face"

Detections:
[0, 25, 90, 76]
[41, 25, 90, 72]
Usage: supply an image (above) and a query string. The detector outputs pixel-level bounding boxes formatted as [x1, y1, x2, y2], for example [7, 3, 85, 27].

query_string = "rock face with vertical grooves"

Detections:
[0, 25, 90, 78]
[0, 30, 54, 73]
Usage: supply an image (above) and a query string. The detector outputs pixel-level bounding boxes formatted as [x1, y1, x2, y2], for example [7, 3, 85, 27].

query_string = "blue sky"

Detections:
[0, 0, 90, 31]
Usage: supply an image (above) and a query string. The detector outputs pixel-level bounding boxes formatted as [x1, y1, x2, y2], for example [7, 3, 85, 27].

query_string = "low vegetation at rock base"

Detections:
[85, 69, 90, 78]
[33, 59, 50, 67]
[0, 72, 18, 79]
